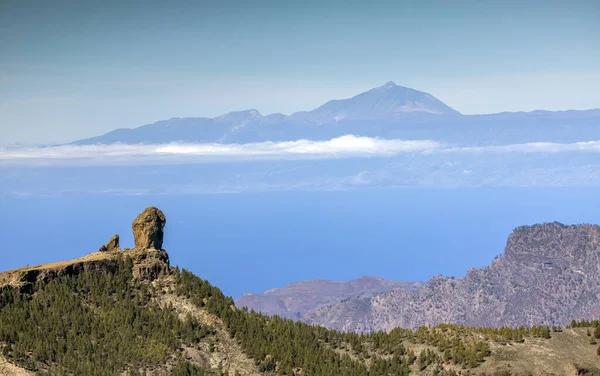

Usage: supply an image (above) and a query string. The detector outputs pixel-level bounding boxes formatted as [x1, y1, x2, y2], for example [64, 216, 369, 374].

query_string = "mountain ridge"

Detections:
[70, 80, 600, 146]
[303, 222, 600, 332]
[73, 81, 461, 145]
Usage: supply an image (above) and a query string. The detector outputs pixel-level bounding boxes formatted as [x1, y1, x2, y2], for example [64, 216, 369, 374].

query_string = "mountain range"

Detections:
[239, 222, 600, 333]
[73, 82, 600, 146]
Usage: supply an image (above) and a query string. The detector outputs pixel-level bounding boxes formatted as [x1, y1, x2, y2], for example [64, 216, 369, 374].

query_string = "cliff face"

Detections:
[304, 223, 600, 332]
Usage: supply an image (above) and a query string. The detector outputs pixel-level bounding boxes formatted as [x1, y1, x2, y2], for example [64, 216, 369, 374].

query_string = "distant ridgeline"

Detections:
[72, 82, 600, 146]
[0, 208, 599, 376]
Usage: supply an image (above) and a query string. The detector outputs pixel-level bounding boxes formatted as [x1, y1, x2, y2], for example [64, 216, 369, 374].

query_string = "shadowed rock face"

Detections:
[132, 207, 166, 250]
[106, 234, 120, 251]
[100, 234, 120, 252]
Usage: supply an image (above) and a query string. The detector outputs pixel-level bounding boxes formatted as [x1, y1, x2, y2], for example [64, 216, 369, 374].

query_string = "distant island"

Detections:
[72, 82, 600, 146]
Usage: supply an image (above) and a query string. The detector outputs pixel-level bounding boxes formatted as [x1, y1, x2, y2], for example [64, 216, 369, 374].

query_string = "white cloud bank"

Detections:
[443, 141, 600, 154]
[1, 135, 600, 166]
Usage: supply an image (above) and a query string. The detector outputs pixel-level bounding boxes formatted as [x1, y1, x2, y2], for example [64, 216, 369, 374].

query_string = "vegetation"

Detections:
[0, 256, 209, 375]
[173, 268, 570, 375]
[0, 260, 598, 375]
[569, 319, 600, 329]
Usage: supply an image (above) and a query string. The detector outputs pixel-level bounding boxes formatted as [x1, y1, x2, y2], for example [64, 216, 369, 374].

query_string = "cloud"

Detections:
[0, 136, 441, 165]
[442, 141, 600, 154]
[1, 135, 600, 166]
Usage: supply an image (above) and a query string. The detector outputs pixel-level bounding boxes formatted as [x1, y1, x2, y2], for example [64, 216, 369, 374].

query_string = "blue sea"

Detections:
[1, 187, 598, 298]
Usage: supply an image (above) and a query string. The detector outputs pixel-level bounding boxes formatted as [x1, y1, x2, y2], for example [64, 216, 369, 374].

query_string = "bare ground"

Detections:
[155, 290, 260, 375]
[476, 328, 600, 376]
[0, 356, 33, 376]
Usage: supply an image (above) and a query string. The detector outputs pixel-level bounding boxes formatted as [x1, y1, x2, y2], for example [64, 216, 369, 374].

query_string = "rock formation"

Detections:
[127, 207, 170, 279]
[132, 206, 166, 250]
[99, 234, 120, 252]
[304, 223, 600, 332]
[106, 234, 119, 251]
[2, 207, 172, 294]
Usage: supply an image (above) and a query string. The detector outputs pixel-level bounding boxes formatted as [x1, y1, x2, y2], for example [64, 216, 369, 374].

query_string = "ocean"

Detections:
[1, 187, 598, 298]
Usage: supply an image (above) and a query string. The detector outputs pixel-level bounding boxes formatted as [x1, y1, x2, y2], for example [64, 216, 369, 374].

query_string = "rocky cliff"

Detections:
[304, 223, 600, 332]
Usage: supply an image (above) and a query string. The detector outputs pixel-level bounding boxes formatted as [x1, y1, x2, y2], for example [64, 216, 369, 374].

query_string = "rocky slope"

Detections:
[236, 277, 423, 320]
[304, 222, 600, 332]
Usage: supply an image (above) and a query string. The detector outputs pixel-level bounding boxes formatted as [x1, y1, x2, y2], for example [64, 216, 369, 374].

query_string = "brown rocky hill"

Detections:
[304, 222, 600, 332]
[236, 277, 423, 320]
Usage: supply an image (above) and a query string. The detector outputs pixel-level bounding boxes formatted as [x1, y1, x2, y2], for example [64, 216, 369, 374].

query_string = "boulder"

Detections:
[132, 207, 166, 250]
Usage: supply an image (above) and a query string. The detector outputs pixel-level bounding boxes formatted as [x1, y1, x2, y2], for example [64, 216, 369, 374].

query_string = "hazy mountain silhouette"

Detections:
[72, 82, 600, 146]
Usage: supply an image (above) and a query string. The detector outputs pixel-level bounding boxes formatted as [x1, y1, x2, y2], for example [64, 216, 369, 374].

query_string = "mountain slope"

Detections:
[307, 81, 460, 120]
[304, 223, 600, 332]
[73, 81, 462, 145]
[1, 208, 599, 375]
[71, 83, 600, 146]
[236, 277, 423, 320]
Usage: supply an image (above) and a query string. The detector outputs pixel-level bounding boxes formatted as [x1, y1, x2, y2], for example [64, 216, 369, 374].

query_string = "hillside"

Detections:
[1, 208, 599, 375]
[304, 223, 600, 332]
[236, 277, 423, 320]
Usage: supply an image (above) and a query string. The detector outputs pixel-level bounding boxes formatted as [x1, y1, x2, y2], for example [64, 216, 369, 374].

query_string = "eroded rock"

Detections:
[106, 234, 120, 252]
[99, 234, 120, 252]
[132, 207, 166, 250]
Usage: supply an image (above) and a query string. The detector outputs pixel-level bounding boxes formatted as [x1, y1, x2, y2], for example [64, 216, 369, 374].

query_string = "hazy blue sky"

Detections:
[1, 0, 599, 144]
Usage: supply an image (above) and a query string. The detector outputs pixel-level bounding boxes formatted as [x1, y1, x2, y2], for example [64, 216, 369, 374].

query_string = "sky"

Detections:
[1, 0, 599, 144]
[2, 188, 600, 297]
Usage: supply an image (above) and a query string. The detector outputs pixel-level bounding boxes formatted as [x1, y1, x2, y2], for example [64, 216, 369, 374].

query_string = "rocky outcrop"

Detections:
[304, 223, 600, 332]
[132, 207, 166, 250]
[127, 206, 170, 278]
[1, 207, 172, 293]
[125, 247, 170, 280]
[106, 234, 120, 251]
[99, 234, 120, 252]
